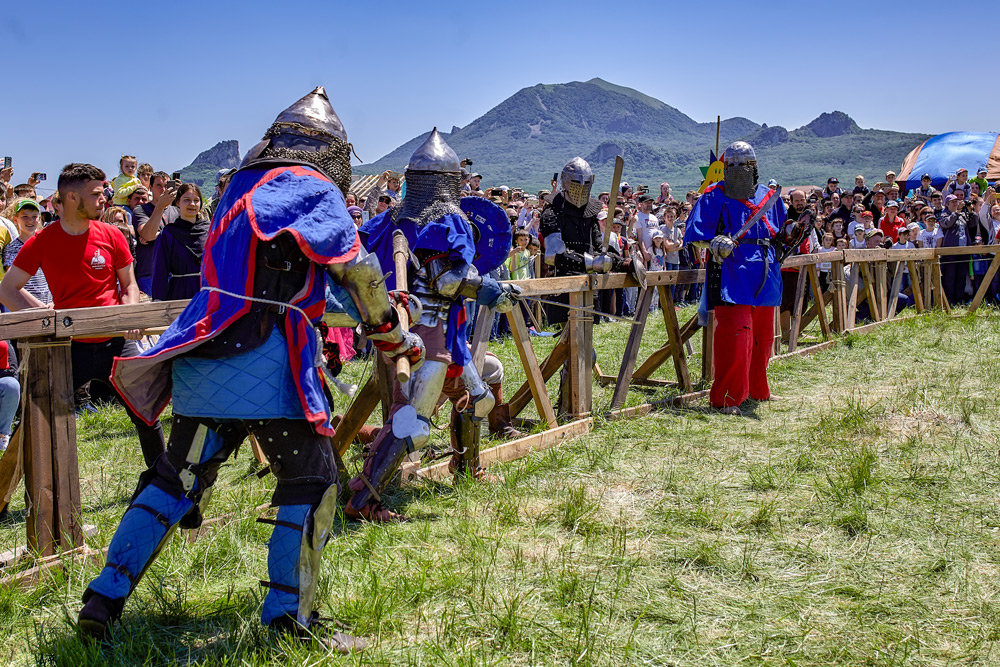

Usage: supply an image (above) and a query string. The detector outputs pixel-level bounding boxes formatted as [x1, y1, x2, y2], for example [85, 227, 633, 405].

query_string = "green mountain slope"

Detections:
[357, 79, 929, 193]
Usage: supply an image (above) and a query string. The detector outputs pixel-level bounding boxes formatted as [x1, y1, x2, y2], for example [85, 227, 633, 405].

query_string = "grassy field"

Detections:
[2, 308, 1000, 665]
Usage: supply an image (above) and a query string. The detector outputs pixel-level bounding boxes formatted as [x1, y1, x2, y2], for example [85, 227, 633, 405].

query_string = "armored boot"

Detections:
[345, 407, 428, 523]
[78, 485, 193, 640]
[486, 383, 524, 440]
[448, 389, 502, 482]
[258, 487, 367, 654]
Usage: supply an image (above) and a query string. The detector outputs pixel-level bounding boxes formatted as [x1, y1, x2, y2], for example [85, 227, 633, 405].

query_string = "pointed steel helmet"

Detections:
[407, 127, 460, 173]
[267, 85, 347, 144]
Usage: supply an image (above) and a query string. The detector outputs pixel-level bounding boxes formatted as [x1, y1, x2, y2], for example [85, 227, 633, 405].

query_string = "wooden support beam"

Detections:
[830, 258, 847, 333]
[610, 288, 653, 410]
[859, 262, 881, 322]
[875, 260, 888, 322]
[508, 332, 568, 417]
[374, 354, 394, 423]
[845, 265, 860, 331]
[805, 265, 831, 340]
[331, 374, 380, 458]
[932, 258, 951, 314]
[658, 286, 692, 392]
[969, 251, 1000, 313]
[0, 308, 56, 339]
[506, 306, 558, 429]
[787, 268, 808, 353]
[886, 261, 906, 320]
[566, 290, 594, 418]
[906, 260, 925, 313]
[414, 419, 592, 483]
[54, 300, 190, 338]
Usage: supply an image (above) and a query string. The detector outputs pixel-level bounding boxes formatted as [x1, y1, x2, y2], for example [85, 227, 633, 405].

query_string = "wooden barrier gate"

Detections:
[0, 246, 995, 580]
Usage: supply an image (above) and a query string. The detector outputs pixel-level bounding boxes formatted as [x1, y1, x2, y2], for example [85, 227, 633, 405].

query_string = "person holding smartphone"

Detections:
[131, 171, 179, 294]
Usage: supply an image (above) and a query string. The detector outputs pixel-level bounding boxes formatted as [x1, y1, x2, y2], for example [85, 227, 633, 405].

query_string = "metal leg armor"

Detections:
[346, 360, 447, 519]
[79, 421, 237, 638]
[449, 362, 496, 479]
[259, 484, 338, 627]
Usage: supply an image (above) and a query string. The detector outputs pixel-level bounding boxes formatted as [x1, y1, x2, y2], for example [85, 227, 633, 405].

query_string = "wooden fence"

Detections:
[0, 245, 997, 582]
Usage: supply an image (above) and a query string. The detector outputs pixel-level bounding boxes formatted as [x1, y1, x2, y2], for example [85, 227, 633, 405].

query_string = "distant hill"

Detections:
[356, 79, 930, 193]
[178, 140, 240, 189]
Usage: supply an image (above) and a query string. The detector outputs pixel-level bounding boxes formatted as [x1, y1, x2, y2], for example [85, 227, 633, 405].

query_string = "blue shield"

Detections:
[460, 197, 512, 275]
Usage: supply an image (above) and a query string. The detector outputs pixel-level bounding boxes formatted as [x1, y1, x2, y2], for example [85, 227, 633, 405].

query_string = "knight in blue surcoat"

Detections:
[77, 87, 423, 653]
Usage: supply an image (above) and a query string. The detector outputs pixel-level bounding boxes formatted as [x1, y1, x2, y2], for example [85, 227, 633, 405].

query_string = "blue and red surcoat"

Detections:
[683, 183, 786, 307]
[111, 165, 360, 436]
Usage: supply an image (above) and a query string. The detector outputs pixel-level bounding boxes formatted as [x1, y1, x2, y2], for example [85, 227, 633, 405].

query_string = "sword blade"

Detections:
[734, 185, 782, 240]
[602, 156, 625, 253]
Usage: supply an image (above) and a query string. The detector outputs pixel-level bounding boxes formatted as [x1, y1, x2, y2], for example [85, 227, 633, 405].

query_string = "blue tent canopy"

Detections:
[898, 132, 1000, 192]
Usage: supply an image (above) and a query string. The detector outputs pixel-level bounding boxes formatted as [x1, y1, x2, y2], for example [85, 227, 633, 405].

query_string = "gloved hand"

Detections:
[709, 235, 736, 262]
[489, 282, 523, 313]
[364, 307, 425, 368]
[477, 277, 522, 313]
[388, 290, 422, 326]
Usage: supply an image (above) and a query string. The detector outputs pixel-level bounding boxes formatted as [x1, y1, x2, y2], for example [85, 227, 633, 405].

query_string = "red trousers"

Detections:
[710, 304, 774, 408]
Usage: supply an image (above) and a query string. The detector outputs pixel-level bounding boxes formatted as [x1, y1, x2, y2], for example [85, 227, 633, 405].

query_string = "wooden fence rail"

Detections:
[0, 246, 996, 577]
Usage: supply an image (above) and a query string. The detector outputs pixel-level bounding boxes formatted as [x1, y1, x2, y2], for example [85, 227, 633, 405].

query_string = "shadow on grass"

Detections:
[34, 589, 306, 667]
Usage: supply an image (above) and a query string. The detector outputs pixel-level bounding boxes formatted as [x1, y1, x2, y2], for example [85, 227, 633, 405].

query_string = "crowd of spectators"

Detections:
[0, 156, 998, 400]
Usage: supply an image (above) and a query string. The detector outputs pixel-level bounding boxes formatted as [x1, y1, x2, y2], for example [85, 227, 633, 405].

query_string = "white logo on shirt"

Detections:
[90, 249, 106, 270]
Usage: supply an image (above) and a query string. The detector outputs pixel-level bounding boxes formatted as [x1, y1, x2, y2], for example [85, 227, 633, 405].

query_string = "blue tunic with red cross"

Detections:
[683, 183, 786, 307]
[110, 164, 361, 436]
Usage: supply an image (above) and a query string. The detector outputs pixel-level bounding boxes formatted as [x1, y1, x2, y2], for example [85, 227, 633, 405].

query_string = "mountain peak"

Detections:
[800, 111, 860, 138]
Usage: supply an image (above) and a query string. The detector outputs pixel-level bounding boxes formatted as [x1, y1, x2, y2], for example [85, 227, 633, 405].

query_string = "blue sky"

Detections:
[5, 0, 994, 196]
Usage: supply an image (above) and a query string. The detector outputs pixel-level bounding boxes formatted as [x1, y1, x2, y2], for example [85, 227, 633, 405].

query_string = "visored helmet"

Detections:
[560, 157, 595, 208]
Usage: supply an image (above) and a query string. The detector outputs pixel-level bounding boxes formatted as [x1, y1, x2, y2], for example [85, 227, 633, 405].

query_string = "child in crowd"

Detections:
[648, 230, 667, 272]
[507, 229, 532, 281]
[1, 198, 49, 305]
[526, 236, 540, 278]
[916, 213, 943, 249]
[830, 218, 846, 241]
[835, 237, 849, 250]
[817, 232, 836, 292]
[850, 226, 866, 249]
[111, 155, 141, 207]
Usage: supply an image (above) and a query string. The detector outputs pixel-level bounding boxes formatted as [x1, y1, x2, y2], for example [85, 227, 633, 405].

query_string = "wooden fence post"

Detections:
[23, 340, 81, 556]
[566, 287, 594, 418]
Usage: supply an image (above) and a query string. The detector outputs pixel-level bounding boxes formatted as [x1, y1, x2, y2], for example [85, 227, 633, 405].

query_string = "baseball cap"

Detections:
[469, 172, 482, 179]
[14, 199, 41, 213]
[921, 173, 931, 179]
[861, 211, 873, 218]
[885, 200, 899, 208]
[865, 228, 884, 239]
[925, 213, 938, 221]
[347, 205, 363, 218]
[945, 194, 958, 203]
[956, 168, 968, 175]
[597, 210, 608, 221]
[886, 170, 896, 177]
[636, 193, 653, 203]
[767, 178, 778, 187]
[907, 222, 921, 230]
[828, 177, 839, 184]
[651, 229, 664, 239]
[978, 166, 988, 175]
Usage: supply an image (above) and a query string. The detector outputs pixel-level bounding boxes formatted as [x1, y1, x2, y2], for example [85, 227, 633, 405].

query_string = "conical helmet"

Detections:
[241, 86, 352, 195]
[407, 128, 460, 173]
[268, 86, 347, 145]
[395, 128, 464, 224]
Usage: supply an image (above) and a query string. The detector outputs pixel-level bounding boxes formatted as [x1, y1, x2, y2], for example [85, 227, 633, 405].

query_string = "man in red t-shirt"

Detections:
[878, 200, 906, 242]
[0, 163, 164, 466]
